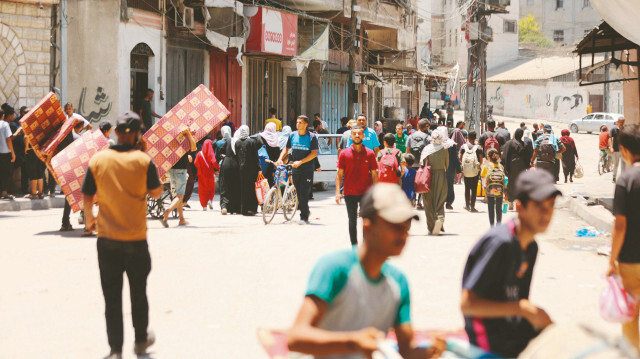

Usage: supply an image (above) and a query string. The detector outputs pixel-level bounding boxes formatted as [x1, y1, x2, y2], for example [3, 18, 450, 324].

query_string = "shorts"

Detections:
[168, 168, 188, 195]
[25, 151, 45, 180]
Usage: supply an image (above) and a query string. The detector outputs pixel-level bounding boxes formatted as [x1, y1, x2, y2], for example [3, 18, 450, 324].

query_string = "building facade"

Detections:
[519, 0, 601, 45]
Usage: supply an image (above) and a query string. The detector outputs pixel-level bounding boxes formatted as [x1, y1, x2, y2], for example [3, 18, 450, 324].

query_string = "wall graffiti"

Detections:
[552, 94, 583, 117]
[78, 87, 112, 123]
[488, 85, 504, 110]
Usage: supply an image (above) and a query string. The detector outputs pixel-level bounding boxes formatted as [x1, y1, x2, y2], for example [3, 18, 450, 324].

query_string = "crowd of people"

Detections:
[5, 95, 640, 358]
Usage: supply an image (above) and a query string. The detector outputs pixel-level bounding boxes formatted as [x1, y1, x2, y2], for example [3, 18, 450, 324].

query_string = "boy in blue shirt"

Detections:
[401, 153, 417, 206]
[277, 115, 318, 224]
[288, 184, 444, 359]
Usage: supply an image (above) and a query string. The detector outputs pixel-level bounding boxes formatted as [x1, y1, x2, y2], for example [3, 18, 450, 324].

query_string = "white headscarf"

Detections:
[231, 125, 250, 154]
[221, 126, 232, 140]
[375, 121, 383, 135]
[259, 122, 279, 147]
[420, 126, 455, 164]
[278, 126, 292, 149]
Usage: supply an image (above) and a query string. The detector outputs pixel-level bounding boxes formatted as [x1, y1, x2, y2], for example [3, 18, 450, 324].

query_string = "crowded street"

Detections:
[0, 115, 622, 358]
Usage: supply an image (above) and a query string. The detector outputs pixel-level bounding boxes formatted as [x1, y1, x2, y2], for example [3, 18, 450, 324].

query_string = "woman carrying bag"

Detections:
[418, 128, 450, 235]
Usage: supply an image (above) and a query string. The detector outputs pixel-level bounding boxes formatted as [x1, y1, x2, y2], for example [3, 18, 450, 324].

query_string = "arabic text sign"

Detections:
[50, 130, 110, 213]
[143, 84, 230, 178]
[246, 6, 297, 56]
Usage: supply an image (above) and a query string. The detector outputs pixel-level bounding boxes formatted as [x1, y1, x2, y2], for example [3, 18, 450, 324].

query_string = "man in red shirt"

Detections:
[336, 126, 379, 245]
[599, 125, 611, 150]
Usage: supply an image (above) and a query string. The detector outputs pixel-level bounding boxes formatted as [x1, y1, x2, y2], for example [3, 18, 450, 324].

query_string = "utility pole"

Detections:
[60, 0, 68, 104]
[604, 52, 610, 113]
[347, 0, 359, 118]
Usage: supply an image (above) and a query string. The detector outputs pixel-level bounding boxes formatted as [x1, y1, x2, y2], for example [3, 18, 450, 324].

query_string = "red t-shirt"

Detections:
[599, 131, 610, 149]
[338, 145, 378, 196]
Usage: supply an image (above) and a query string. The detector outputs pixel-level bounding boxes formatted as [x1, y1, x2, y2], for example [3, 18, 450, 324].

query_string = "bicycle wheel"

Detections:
[598, 156, 604, 175]
[282, 186, 299, 221]
[262, 188, 278, 224]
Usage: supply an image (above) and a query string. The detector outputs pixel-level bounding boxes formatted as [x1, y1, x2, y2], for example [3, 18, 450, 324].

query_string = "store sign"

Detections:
[246, 6, 297, 56]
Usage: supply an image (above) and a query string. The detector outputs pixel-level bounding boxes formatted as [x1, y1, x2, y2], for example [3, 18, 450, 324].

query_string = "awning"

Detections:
[204, 0, 246, 53]
[355, 71, 386, 85]
[589, 0, 640, 47]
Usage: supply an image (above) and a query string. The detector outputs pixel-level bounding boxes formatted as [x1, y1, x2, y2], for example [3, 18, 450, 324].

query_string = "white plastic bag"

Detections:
[600, 275, 637, 323]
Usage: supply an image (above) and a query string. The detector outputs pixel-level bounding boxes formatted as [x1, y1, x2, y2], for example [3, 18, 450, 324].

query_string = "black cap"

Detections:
[515, 170, 562, 202]
[115, 111, 141, 133]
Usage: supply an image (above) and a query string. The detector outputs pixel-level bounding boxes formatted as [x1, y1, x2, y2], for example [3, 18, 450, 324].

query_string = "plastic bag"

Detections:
[600, 275, 637, 323]
[255, 174, 270, 204]
[574, 160, 584, 179]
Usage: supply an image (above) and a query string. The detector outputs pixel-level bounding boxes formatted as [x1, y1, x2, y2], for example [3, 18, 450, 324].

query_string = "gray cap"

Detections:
[543, 124, 552, 131]
[360, 183, 419, 223]
[515, 169, 562, 202]
[116, 111, 141, 133]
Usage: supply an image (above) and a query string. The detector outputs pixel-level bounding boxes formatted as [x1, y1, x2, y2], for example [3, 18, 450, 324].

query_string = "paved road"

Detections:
[1, 176, 617, 358]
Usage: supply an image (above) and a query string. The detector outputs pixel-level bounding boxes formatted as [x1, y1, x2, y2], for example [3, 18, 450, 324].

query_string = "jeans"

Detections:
[463, 175, 479, 209]
[292, 171, 313, 221]
[168, 168, 188, 195]
[62, 198, 72, 226]
[97, 238, 152, 353]
[0, 153, 11, 193]
[487, 196, 503, 226]
[344, 195, 363, 245]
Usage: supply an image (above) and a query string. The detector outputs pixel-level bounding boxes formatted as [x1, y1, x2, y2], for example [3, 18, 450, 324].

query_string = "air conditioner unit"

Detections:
[176, 6, 195, 29]
[486, 0, 510, 7]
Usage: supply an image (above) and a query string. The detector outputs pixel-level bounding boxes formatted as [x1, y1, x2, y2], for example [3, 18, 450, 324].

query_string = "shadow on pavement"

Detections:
[34, 229, 87, 238]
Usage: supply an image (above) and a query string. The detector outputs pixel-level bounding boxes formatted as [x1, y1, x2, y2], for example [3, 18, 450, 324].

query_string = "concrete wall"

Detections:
[487, 1, 519, 70]
[622, 49, 639, 125]
[488, 80, 623, 122]
[65, 0, 120, 126]
[305, 62, 322, 119]
[0, 1, 56, 108]
[520, 0, 601, 45]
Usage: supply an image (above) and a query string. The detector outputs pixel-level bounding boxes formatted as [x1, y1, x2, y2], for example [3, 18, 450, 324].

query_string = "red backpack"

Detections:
[485, 135, 500, 155]
[378, 148, 401, 183]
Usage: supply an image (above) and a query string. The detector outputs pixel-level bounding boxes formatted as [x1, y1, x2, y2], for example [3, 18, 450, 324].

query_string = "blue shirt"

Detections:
[462, 220, 538, 357]
[286, 130, 319, 173]
[401, 168, 416, 200]
[346, 127, 380, 151]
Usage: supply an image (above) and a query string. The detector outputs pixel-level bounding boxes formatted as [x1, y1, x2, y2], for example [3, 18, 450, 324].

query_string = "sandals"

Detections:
[1, 194, 15, 200]
[60, 224, 73, 231]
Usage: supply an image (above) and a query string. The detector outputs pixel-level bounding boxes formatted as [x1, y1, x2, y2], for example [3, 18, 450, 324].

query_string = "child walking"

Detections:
[481, 148, 505, 226]
[194, 139, 220, 210]
[401, 153, 417, 205]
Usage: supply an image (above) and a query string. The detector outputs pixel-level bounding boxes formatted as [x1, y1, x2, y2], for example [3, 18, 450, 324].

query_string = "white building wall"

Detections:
[487, 81, 623, 122]
[487, 1, 519, 70]
[520, 0, 601, 45]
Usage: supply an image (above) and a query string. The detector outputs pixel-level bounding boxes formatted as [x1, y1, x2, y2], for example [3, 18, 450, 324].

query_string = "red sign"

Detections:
[246, 6, 297, 56]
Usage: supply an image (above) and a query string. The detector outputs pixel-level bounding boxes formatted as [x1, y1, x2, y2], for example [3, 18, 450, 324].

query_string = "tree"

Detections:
[519, 15, 553, 48]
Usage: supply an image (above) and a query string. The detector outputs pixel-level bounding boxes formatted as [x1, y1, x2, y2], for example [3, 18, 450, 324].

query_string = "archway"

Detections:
[130, 42, 155, 111]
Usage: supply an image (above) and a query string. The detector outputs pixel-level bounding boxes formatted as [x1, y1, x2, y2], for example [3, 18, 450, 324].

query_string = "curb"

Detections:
[0, 196, 67, 212]
[558, 195, 614, 233]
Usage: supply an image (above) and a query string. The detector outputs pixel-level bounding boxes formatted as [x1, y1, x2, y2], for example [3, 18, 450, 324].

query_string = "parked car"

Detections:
[569, 112, 624, 133]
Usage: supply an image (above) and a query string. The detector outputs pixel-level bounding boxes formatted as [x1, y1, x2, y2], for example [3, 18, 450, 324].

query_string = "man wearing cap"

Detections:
[288, 183, 445, 359]
[82, 112, 163, 359]
[460, 170, 560, 358]
[336, 126, 379, 245]
[531, 124, 565, 182]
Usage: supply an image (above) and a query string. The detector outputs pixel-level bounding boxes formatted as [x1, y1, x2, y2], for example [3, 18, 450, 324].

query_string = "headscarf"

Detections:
[221, 126, 232, 140]
[259, 122, 279, 148]
[231, 125, 249, 154]
[451, 128, 465, 150]
[437, 126, 455, 149]
[560, 129, 576, 152]
[278, 126, 292, 149]
[375, 121, 383, 135]
[420, 129, 444, 164]
[194, 139, 218, 178]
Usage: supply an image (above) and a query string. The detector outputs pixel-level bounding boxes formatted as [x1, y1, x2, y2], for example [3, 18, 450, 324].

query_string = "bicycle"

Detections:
[598, 148, 611, 175]
[262, 164, 298, 224]
[147, 182, 178, 219]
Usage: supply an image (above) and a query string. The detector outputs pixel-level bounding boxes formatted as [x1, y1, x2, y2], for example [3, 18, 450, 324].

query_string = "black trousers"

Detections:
[97, 238, 151, 353]
[487, 196, 503, 226]
[445, 172, 455, 205]
[292, 171, 313, 221]
[62, 198, 72, 226]
[45, 168, 57, 194]
[0, 153, 11, 193]
[463, 175, 479, 209]
[344, 195, 363, 245]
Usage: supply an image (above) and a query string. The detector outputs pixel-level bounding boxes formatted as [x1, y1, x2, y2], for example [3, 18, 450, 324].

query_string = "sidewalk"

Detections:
[0, 195, 66, 212]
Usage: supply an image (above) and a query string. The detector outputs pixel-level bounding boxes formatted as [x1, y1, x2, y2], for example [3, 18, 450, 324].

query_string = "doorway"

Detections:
[287, 77, 302, 128]
[130, 43, 154, 112]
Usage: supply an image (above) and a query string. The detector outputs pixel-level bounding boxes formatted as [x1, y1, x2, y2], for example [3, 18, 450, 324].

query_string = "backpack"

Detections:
[378, 149, 401, 183]
[538, 134, 557, 162]
[484, 135, 500, 155]
[485, 164, 505, 197]
[461, 144, 480, 177]
[409, 132, 427, 162]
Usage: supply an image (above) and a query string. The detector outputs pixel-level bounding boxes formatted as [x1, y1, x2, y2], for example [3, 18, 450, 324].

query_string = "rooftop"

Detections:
[487, 56, 604, 82]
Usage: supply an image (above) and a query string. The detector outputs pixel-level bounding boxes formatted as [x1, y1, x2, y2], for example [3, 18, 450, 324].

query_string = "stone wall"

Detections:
[0, 1, 56, 108]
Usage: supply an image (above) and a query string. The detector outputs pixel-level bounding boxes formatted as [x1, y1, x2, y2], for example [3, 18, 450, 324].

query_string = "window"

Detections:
[527, 0, 534, 4]
[556, 0, 563, 9]
[583, 114, 594, 120]
[583, 0, 590, 7]
[503, 20, 517, 33]
[553, 30, 564, 42]
[595, 114, 604, 120]
[605, 115, 614, 120]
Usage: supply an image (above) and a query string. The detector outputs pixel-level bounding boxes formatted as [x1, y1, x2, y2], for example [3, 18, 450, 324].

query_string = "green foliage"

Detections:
[519, 14, 553, 47]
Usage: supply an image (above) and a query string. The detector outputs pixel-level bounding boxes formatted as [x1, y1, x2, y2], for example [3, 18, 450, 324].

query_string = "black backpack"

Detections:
[409, 132, 427, 161]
